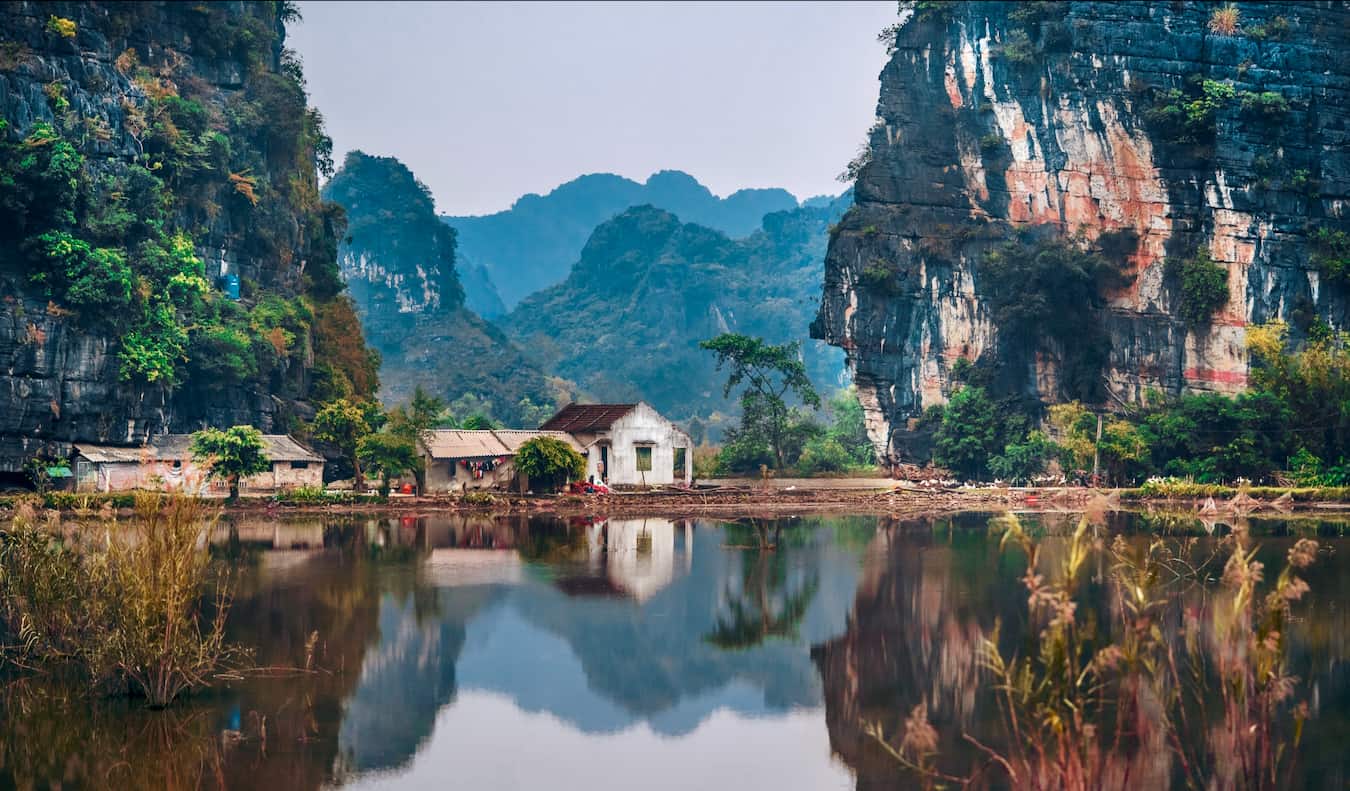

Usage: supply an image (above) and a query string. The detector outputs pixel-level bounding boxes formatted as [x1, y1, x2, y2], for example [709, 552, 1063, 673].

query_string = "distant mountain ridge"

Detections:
[444, 170, 800, 312]
[507, 192, 852, 424]
[323, 152, 553, 422]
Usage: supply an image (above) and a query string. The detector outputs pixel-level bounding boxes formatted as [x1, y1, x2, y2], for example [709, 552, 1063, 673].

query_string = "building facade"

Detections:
[540, 402, 692, 487]
[73, 435, 323, 494]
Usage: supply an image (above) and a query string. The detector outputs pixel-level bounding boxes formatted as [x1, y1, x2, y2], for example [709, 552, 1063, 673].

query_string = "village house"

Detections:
[540, 402, 692, 488]
[72, 434, 323, 494]
[420, 429, 584, 493]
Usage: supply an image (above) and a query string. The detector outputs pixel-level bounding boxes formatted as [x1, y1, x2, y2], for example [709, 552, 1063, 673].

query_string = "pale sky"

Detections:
[288, 1, 898, 216]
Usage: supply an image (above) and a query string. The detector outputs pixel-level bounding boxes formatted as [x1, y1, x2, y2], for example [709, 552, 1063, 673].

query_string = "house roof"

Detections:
[421, 429, 585, 459]
[422, 430, 512, 460]
[75, 434, 323, 464]
[490, 430, 584, 454]
[539, 403, 637, 433]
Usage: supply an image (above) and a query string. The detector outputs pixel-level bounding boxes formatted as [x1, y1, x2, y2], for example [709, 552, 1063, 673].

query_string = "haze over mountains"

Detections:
[443, 170, 803, 314]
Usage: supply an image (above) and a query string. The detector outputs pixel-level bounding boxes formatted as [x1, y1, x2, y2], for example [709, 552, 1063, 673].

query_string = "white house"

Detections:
[540, 402, 692, 487]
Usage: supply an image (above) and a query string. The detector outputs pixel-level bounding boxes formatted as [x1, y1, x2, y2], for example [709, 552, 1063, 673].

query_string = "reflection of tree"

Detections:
[706, 521, 819, 649]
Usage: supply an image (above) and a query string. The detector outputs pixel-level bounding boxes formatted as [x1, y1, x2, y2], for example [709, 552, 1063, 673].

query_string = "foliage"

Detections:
[796, 437, 852, 475]
[824, 387, 876, 466]
[0, 492, 246, 707]
[1239, 90, 1290, 122]
[1144, 77, 1235, 146]
[1208, 4, 1240, 35]
[980, 235, 1133, 401]
[1141, 391, 1290, 482]
[1247, 321, 1350, 465]
[514, 436, 585, 492]
[932, 386, 999, 479]
[45, 16, 77, 38]
[1309, 227, 1350, 285]
[701, 333, 821, 470]
[1246, 15, 1292, 41]
[0, 5, 374, 409]
[356, 431, 418, 496]
[189, 425, 270, 499]
[1165, 248, 1229, 328]
[386, 385, 447, 491]
[996, 28, 1037, 65]
[311, 399, 378, 490]
[989, 430, 1053, 484]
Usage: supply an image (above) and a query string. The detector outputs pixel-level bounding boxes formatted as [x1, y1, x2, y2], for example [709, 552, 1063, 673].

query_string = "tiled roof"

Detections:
[422, 430, 512, 459]
[75, 434, 323, 463]
[539, 403, 636, 433]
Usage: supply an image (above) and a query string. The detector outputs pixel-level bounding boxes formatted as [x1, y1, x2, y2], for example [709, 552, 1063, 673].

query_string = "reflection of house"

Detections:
[73, 434, 323, 494]
[420, 430, 584, 492]
[589, 518, 685, 602]
[541, 403, 692, 487]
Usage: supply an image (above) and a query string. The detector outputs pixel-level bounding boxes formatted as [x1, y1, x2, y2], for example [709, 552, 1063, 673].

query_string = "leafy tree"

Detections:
[989, 431, 1053, 484]
[190, 425, 270, 500]
[356, 432, 418, 496]
[1247, 321, 1350, 465]
[312, 399, 379, 491]
[797, 436, 851, 475]
[514, 436, 585, 492]
[700, 333, 820, 469]
[1165, 249, 1229, 328]
[460, 414, 497, 430]
[387, 385, 446, 492]
[932, 386, 999, 479]
[825, 387, 875, 465]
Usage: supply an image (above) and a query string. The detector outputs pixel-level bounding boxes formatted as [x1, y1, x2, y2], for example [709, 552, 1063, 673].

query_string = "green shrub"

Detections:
[797, 437, 851, 475]
[1144, 78, 1234, 146]
[1310, 227, 1350, 284]
[997, 29, 1037, 65]
[461, 491, 496, 506]
[45, 15, 77, 38]
[1239, 90, 1290, 122]
[979, 133, 1004, 152]
[515, 436, 585, 492]
[1165, 249, 1229, 327]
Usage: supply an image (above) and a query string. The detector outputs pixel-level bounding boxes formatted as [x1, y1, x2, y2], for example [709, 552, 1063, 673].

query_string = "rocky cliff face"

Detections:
[813, 1, 1350, 462]
[0, 1, 367, 470]
[324, 152, 555, 423]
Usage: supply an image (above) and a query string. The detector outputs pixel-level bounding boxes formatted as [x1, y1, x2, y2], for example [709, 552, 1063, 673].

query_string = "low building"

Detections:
[540, 402, 692, 487]
[420, 429, 584, 493]
[73, 434, 323, 494]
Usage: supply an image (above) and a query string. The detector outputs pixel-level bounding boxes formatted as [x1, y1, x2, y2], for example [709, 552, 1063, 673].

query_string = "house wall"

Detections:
[583, 403, 692, 487]
[80, 458, 321, 494]
[424, 457, 517, 493]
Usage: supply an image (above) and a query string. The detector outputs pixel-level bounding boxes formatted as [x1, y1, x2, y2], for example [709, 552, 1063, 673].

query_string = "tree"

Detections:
[357, 432, 419, 496]
[388, 385, 446, 492]
[932, 386, 999, 479]
[514, 436, 585, 492]
[700, 333, 820, 469]
[989, 431, 1053, 484]
[826, 387, 875, 465]
[190, 426, 270, 500]
[312, 399, 379, 491]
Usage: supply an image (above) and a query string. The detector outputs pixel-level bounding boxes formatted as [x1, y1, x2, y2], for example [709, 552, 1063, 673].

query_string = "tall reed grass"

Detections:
[0, 491, 246, 707]
[870, 514, 1320, 790]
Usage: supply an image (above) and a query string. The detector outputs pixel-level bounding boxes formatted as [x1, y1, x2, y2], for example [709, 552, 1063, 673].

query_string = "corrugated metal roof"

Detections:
[422, 430, 512, 459]
[491, 430, 584, 453]
[539, 403, 636, 433]
[75, 434, 322, 464]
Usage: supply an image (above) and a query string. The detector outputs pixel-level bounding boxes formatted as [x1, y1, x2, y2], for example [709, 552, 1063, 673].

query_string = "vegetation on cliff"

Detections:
[0, 1, 379, 452]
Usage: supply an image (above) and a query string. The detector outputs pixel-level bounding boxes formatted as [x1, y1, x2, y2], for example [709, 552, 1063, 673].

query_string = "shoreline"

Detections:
[7, 482, 1350, 520]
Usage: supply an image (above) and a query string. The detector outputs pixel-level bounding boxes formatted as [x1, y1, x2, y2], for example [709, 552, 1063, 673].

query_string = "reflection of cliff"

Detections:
[465, 519, 862, 735]
[812, 516, 1024, 790]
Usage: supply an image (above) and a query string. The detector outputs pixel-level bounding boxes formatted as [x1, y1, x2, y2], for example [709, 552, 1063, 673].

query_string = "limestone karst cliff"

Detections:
[813, 1, 1350, 463]
[0, 1, 375, 470]
[323, 151, 555, 424]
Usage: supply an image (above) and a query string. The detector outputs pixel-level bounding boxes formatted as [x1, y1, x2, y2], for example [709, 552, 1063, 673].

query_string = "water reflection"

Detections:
[1, 512, 1348, 789]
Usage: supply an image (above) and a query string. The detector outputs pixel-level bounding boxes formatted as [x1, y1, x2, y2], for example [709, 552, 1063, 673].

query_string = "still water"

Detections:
[2, 511, 1349, 790]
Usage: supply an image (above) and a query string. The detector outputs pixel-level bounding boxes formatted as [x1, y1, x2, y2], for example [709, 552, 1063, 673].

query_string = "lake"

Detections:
[1, 510, 1348, 789]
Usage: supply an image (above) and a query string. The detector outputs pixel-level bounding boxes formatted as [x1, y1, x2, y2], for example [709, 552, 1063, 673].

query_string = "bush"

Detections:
[1144, 78, 1234, 146]
[0, 493, 246, 706]
[1239, 90, 1290, 122]
[1310, 227, 1350, 284]
[515, 436, 585, 492]
[1165, 249, 1229, 327]
[1208, 5, 1239, 35]
[797, 437, 851, 475]
[932, 386, 999, 479]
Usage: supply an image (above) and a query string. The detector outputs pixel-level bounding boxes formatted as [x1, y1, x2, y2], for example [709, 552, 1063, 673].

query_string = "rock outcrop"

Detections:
[0, 1, 369, 470]
[813, 1, 1350, 462]
[324, 152, 556, 423]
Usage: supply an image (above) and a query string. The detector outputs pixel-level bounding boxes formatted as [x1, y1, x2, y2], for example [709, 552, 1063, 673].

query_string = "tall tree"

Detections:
[190, 426, 271, 500]
[388, 385, 446, 492]
[357, 432, 419, 496]
[700, 334, 820, 469]
[312, 399, 380, 491]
